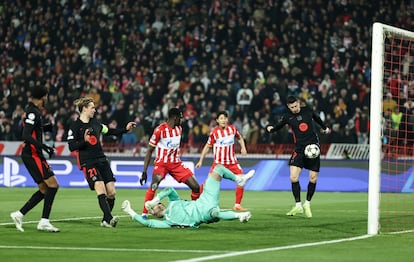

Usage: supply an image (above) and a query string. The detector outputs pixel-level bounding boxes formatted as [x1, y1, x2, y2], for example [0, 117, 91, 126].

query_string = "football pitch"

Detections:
[1, 188, 413, 262]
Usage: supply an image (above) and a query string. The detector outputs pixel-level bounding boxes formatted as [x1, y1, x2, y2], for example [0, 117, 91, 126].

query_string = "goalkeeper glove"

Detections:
[145, 196, 160, 213]
[140, 171, 147, 185]
[43, 123, 53, 133]
[42, 144, 55, 158]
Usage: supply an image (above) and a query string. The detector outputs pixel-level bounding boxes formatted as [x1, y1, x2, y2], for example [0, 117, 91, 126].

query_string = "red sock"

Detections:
[235, 186, 244, 205]
[191, 183, 203, 200]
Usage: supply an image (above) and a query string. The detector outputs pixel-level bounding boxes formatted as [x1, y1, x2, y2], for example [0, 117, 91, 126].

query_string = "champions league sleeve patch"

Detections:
[24, 113, 36, 125]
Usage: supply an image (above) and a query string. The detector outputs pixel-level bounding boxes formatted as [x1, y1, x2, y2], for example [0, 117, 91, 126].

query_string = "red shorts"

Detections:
[153, 162, 194, 183]
[210, 162, 243, 175]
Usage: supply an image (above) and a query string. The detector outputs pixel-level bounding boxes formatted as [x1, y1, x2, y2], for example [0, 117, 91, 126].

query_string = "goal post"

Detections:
[369, 22, 414, 235]
[368, 22, 383, 235]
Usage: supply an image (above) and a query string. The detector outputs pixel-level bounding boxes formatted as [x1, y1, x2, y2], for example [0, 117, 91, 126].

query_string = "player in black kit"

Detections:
[67, 97, 136, 227]
[266, 96, 330, 218]
[10, 85, 60, 232]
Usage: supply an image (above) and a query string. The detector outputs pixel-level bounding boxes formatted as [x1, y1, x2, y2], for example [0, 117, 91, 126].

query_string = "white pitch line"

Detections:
[0, 215, 129, 226]
[0, 215, 229, 254]
[173, 235, 374, 262]
[0, 245, 225, 254]
[2, 215, 413, 261]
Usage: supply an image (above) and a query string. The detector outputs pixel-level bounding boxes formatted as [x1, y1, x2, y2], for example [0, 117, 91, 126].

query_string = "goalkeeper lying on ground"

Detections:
[121, 165, 255, 228]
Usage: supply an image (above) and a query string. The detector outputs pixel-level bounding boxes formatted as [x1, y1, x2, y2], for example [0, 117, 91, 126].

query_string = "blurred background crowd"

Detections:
[0, 0, 413, 151]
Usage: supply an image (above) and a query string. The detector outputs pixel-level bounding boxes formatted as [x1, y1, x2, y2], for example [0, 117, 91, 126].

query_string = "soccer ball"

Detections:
[304, 144, 320, 159]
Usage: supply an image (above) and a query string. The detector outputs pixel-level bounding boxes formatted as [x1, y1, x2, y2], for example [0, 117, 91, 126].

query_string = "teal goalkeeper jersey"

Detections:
[134, 186, 220, 228]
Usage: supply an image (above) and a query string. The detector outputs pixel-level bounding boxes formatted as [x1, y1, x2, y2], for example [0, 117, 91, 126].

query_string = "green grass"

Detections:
[1, 188, 413, 262]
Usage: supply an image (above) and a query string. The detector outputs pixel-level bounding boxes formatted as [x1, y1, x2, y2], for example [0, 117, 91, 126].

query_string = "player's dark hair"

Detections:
[216, 110, 228, 119]
[31, 85, 48, 99]
[287, 95, 298, 104]
[168, 107, 182, 118]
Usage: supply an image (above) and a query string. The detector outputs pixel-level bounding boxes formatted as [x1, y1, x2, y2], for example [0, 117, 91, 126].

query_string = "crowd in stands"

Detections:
[0, 0, 413, 150]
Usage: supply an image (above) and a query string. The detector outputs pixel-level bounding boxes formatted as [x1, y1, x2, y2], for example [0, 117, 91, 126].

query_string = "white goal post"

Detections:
[369, 22, 414, 235]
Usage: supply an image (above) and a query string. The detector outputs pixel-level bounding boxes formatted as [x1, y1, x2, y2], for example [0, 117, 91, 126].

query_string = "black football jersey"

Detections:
[67, 118, 107, 166]
[21, 102, 44, 157]
[272, 106, 326, 151]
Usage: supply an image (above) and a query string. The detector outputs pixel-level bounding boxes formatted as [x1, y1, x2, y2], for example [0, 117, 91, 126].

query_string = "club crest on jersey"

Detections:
[89, 135, 98, 145]
[299, 122, 309, 132]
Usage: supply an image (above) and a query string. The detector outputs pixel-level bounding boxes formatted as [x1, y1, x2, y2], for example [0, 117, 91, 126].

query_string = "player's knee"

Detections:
[290, 177, 299, 183]
[309, 177, 317, 183]
[107, 192, 116, 199]
[309, 172, 318, 182]
[210, 207, 219, 218]
[213, 164, 225, 175]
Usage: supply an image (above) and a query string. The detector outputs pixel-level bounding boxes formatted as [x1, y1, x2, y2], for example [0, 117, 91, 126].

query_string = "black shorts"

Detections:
[21, 154, 55, 184]
[288, 151, 320, 172]
[82, 158, 116, 190]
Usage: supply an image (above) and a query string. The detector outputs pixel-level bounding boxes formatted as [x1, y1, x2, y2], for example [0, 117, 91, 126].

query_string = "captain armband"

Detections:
[101, 124, 109, 134]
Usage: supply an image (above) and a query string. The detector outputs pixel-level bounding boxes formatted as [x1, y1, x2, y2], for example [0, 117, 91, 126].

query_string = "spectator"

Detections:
[1, 123, 17, 141]
[0, 0, 410, 150]
[355, 111, 370, 144]
[383, 93, 397, 113]
[236, 83, 253, 111]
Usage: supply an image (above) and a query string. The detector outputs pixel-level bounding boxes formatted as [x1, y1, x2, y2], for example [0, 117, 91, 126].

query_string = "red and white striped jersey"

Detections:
[207, 124, 241, 165]
[149, 122, 182, 164]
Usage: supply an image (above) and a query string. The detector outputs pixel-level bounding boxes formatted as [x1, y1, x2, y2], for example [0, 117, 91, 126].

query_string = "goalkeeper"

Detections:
[121, 165, 254, 228]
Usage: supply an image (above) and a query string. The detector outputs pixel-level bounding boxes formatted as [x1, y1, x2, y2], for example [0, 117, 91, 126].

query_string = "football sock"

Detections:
[191, 190, 200, 200]
[107, 197, 115, 211]
[235, 186, 244, 205]
[217, 210, 238, 220]
[307, 182, 316, 201]
[213, 165, 236, 181]
[20, 190, 44, 215]
[42, 187, 58, 219]
[98, 194, 112, 222]
[292, 181, 301, 203]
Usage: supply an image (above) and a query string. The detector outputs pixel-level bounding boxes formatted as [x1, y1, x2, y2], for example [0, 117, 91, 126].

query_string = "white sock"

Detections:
[304, 200, 311, 205]
[295, 202, 302, 207]
[40, 218, 49, 224]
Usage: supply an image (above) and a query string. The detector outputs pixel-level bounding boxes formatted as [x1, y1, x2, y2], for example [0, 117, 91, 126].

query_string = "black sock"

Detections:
[292, 182, 301, 203]
[107, 197, 115, 211]
[42, 187, 58, 219]
[306, 182, 316, 201]
[98, 194, 112, 222]
[21, 190, 44, 215]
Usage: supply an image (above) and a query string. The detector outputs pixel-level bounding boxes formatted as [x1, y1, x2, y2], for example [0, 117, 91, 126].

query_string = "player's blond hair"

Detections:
[74, 97, 95, 113]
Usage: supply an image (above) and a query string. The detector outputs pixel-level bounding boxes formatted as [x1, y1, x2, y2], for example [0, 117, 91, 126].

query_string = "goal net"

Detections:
[369, 23, 414, 235]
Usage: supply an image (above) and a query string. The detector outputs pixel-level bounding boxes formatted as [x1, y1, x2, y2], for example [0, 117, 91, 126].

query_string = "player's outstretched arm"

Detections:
[132, 215, 172, 228]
